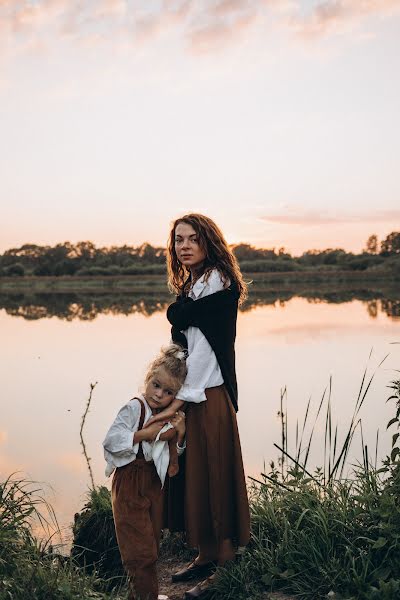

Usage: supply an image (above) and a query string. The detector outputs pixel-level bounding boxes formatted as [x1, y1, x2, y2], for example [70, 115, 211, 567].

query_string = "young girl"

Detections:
[103, 344, 187, 600]
[149, 214, 251, 600]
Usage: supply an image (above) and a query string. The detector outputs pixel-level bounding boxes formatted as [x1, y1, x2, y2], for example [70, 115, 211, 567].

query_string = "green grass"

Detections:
[211, 375, 400, 600]
[0, 475, 126, 599]
[69, 361, 400, 599]
[0, 475, 193, 599]
[2, 369, 400, 599]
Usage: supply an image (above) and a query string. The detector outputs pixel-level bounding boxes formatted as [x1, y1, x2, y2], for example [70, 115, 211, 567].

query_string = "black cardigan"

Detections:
[166, 282, 240, 412]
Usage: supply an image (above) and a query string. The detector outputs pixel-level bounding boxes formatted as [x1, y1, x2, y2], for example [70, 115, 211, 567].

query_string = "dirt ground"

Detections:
[157, 557, 296, 600]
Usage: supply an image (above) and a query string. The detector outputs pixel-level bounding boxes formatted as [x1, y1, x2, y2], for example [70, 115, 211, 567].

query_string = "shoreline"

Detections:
[0, 270, 399, 294]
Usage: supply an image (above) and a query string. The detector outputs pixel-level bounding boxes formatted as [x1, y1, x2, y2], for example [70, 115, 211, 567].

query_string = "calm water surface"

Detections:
[1, 290, 400, 542]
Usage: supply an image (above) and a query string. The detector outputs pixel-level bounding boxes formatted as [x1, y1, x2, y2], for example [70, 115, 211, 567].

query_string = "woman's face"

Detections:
[174, 222, 206, 271]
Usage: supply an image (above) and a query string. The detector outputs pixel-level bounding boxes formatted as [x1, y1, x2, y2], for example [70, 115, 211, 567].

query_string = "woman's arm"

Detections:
[167, 281, 238, 331]
[135, 421, 166, 442]
[173, 332, 223, 404]
[143, 398, 185, 427]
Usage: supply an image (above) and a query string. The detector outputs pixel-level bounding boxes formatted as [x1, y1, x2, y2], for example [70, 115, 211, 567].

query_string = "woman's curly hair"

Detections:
[167, 213, 248, 305]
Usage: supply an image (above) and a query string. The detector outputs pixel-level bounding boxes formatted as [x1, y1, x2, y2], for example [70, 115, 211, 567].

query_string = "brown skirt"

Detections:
[165, 384, 250, 548]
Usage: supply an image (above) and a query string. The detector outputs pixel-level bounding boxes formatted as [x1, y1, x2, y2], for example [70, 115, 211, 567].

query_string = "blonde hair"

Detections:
[167, 213, 248, 305]
[144, 344, 187, 392]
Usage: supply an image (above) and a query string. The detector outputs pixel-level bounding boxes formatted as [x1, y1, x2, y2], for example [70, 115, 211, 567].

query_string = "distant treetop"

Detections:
[0, 232, 399, 277]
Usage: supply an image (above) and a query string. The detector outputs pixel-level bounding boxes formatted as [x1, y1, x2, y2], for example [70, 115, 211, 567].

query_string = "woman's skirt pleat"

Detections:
[165, 384, 250, 548]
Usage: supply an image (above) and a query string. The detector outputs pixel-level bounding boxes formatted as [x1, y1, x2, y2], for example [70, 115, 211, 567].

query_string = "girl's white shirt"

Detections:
[175, 268, 226, 404]
[103, 394, 184, 487]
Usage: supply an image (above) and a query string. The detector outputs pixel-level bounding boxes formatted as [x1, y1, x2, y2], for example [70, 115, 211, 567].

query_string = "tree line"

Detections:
[1, 232, 399, 277]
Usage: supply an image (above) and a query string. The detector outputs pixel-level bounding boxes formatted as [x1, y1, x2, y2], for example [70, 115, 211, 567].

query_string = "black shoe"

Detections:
[172, 561, 215, 583]
[184, 576, 215, 599]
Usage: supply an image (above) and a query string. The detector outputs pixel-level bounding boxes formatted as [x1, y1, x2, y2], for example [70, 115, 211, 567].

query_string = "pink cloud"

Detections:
[188, 10, 258, 53]
[261, 208, 400, 226]
[9, 0, 69, 32]
[162, 0, 192, 22]
[0, 0, 399, 56]
[212, 0, 255, 17]
[290, 0, 400, 39]
[134, 14, 164, 43]
[94, 0, 126, 19]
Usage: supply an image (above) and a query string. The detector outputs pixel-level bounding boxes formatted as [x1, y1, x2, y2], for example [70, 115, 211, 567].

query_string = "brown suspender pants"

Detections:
[111, 399, 164, 600]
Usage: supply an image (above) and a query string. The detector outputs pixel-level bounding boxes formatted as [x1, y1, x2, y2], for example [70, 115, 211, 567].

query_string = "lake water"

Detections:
[1, 287, 400, 544]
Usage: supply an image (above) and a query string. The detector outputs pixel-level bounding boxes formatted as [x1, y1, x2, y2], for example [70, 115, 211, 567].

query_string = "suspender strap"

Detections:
[132, 397, 146, 458]
[134, 398, 146, 430]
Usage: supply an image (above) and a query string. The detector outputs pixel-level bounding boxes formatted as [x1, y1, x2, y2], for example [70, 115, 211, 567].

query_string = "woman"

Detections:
[150, 213, 250, 600]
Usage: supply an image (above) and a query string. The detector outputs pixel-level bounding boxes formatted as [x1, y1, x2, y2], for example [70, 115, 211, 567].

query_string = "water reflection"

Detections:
[1, 287, 400, 321]
[0, 293, 170, 320]
[1, 292, 400, 540]
[381, 299, 400, 319]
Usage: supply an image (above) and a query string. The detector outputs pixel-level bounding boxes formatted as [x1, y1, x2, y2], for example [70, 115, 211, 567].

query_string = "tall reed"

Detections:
[213, 361, 400, 600]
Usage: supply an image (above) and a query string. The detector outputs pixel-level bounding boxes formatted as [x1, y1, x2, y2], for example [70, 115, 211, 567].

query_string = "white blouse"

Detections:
[175, 268, 226, 404]
[103, 394, 184, 487]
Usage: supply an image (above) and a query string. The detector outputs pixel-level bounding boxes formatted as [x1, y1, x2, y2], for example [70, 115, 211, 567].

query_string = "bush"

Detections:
[384, 255, 400, 275]
[71, 487, 194, 583]
[5, 263, 25, 276]
[345, 255, 385, 271]
[298, 249, 347, 268]
[120, 264, 166, 275]
[71, 487, 124, 583]
[33, 264, 52, 276]
[240, 260, 302, 273]
[53, 260, 79, 276]
[0, 476, 120, 599]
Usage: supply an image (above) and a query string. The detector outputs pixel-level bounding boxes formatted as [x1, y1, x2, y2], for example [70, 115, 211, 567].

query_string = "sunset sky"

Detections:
[1, 0, 399, 255]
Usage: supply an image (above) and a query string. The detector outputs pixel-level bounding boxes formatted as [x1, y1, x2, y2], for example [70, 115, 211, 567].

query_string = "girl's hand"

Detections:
[143, 398, 185, 428]
[170, 410, 186, 441]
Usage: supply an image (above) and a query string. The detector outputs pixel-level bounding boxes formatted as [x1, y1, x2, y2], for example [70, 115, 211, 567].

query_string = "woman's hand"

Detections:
[143, 398, 185, 428]
[170, 410, 186, 444]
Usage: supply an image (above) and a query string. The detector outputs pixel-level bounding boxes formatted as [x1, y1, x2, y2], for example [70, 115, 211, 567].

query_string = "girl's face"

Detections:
[144, 367, 178, 412]
[174, 222, 206, 271]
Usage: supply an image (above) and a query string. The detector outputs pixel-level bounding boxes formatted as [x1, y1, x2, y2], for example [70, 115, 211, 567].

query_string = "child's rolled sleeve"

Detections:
[103, 401, 141, 476]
